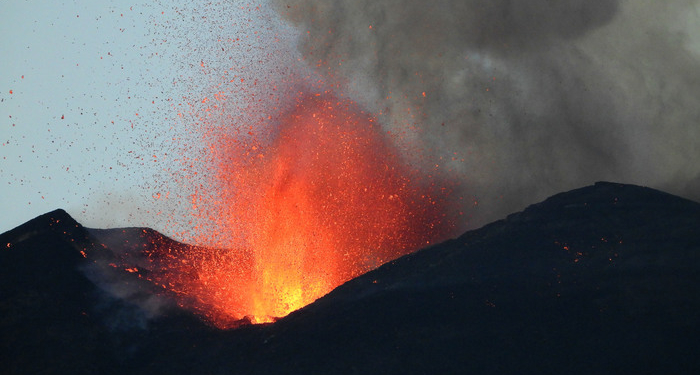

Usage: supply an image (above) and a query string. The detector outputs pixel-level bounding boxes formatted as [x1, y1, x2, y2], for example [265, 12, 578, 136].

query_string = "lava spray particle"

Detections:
[151, 93, 455, 326]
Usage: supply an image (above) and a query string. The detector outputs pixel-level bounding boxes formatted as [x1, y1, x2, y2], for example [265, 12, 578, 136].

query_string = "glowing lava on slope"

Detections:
[149, 93, 455, 327]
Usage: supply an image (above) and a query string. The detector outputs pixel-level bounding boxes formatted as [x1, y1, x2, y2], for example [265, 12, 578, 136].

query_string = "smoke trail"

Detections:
[272, 0, 700, 227]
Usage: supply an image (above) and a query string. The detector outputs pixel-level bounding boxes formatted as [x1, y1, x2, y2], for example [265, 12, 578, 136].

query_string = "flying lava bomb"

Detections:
[3, 0, 699, 332]
[2, 2, 700, 373]
[122, 92, 457, 326]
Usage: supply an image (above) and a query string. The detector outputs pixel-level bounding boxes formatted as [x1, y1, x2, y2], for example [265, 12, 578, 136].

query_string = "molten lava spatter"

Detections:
[148, 94, 454, 327]
[228, 95, 452, 322]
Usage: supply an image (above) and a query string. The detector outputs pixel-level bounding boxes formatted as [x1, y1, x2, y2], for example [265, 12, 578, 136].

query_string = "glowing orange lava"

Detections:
[149, 93, 454, 327]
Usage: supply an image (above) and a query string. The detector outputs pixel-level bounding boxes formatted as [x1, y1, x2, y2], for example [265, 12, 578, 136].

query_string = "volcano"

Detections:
[1, 181, 699, 374]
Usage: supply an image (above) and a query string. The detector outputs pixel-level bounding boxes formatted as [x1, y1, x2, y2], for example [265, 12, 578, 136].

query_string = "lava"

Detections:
[146, 93, 455, 327]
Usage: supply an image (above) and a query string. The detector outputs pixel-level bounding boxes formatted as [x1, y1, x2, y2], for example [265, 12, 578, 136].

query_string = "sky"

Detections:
[270, 0, 700, 223]
[1, 1, 301, 236]
[3, 0, 700, 240]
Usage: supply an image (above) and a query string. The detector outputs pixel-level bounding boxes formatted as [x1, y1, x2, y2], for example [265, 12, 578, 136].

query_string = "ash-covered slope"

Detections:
[257, 181, 700, 374]
[0, 210, 234, 375]
[1, 182, 699, 374]
[0, 210, 108, 373]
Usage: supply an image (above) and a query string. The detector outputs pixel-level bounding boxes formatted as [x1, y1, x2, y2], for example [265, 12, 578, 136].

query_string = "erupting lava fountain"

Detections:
[146, 93, 458, 327]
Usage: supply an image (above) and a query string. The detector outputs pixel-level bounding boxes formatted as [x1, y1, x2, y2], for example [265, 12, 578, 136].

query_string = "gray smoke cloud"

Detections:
[81, 228, 175, 331]
[272, 0, 700, 229]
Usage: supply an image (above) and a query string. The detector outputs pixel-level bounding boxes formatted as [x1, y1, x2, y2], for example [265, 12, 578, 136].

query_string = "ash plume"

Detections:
[272, 0, 700, 227]
[80, 228, 175, 330]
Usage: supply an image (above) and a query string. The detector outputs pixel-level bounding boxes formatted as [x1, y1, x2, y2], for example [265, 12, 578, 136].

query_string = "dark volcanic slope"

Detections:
[2, 182, 699, 374]
[0, 210, 108, 373]
[257, 181, 700, 374]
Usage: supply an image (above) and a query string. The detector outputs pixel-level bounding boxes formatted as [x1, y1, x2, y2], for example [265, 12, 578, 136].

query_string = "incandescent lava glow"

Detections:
[163, 93, 453, 327]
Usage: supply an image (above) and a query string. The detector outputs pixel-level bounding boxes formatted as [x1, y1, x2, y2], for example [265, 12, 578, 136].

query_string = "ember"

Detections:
[144, 93, 455, 327]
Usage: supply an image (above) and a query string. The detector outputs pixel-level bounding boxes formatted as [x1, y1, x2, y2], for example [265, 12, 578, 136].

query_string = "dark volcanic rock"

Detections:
[1, 182, 699, 374]
[0, 210, 113, 374]
[0, 210, 228, 375]
[240, 182, 700, 374]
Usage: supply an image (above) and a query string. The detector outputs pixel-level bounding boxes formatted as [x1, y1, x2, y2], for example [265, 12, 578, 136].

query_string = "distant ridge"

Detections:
[2, 208, 86, 248]
[1, 182, 699, 374]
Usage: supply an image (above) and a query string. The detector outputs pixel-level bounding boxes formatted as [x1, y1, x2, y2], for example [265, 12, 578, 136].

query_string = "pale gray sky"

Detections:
[3, 1, 700, 244]
[1, 0, 300, 237]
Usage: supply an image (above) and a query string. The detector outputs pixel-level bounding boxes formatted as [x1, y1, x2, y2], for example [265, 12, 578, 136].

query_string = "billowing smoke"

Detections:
[80, 228, 175, 330]
[271, 0, 700, 227]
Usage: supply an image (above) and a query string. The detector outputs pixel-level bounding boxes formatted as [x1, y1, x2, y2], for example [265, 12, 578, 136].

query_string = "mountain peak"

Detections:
[507, 181, 700, 224]
[0, 208, 85, 250]
[2, 183, 699, 374]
